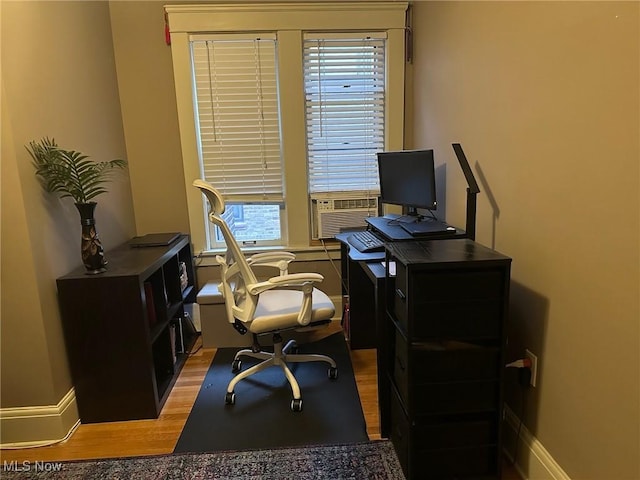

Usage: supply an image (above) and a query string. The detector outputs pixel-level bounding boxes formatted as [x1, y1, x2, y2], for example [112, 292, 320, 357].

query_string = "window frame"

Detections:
[166, 2, 408, 254]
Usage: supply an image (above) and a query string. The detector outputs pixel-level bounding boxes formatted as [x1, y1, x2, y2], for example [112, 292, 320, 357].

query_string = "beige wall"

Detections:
[1, 0, 134, 438]
[412, 2, 639, 479]
[109, 1, 190, 236]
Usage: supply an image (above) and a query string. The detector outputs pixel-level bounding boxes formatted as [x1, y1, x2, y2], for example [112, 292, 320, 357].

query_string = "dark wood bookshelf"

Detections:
[56, 234, 198, 423]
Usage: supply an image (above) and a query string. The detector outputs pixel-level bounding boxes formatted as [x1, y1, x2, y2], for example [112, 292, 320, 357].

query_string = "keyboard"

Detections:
[347, 230, 385, 253]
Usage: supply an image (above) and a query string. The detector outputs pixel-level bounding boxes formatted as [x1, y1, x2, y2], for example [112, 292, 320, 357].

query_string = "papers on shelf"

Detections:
[380, 261, 396, 276]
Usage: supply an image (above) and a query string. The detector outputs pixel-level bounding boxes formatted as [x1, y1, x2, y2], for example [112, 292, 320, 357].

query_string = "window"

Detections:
[304, 34, 386, 195]
[190, 35, 285, 249]
[166, 2, 407, 254]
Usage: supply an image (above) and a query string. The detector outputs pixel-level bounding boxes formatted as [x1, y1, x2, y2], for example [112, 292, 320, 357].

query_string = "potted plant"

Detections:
[26, 137, 127, 274]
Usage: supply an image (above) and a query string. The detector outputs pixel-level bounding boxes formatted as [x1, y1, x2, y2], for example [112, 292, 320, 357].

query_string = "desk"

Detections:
[336, 217, 466, 351]
[337, 233, 384, 350]
[338, 224, 511, 479]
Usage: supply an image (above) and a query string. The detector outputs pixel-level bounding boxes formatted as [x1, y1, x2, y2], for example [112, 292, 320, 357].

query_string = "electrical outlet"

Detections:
[525, 349, 538, 387]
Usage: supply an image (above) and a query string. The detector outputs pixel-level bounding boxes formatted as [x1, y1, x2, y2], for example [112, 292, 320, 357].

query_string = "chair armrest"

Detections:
[247, 272, 326, 326]
[247, 272, 324, 295]
[247, 251, 296, 275]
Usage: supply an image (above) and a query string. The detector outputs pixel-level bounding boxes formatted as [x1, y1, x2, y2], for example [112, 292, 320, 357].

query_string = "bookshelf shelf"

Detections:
[56, 234, 198, 423]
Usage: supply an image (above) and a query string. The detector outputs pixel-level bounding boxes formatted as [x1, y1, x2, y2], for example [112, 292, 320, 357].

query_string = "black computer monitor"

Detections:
[377, 149, 437, 216]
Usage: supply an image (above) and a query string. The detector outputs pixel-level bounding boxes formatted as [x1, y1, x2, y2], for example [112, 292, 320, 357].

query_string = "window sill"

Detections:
[194, 242, 342, 266]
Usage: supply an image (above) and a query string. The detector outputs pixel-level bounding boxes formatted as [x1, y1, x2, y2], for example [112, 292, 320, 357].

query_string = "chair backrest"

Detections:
[193, 179, 259, 326]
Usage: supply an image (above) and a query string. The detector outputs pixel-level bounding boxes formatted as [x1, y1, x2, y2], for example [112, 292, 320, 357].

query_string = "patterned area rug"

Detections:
[1, 441, 405, 479]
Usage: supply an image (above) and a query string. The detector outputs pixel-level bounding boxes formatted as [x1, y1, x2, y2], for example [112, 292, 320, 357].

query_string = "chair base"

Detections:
[225, 334, 338, 412]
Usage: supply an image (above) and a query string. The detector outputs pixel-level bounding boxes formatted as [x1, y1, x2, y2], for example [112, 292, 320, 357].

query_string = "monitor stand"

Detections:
[392, 213, 423, 224]
[399, 218, 455, 237]
[393, 207, 439, 225]
[366, 215, 462, 241]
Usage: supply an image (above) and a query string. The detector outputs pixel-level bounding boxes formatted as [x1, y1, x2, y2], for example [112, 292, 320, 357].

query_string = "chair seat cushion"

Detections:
[249, 287, 335, 334]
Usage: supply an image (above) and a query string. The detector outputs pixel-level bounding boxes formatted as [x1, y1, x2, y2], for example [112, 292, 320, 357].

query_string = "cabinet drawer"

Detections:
[395, 338, 501, 383]
[413, 270, 504, 302]
[413, 415, 498, 450]
[390, 390, 410, 476]
[392, 289, 409, 333]
[421, 445, 498, 478]
[412, 300, 503, 339]
[393, 260, 407, 296]
[393, 340, 409, 405]
[412, 380, 499, 415]
[390, 389, 499, 478]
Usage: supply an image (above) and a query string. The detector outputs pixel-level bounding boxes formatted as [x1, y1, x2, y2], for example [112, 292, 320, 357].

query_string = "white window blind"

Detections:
[304, 34, 386, 194]
[190, 34, 283, 201]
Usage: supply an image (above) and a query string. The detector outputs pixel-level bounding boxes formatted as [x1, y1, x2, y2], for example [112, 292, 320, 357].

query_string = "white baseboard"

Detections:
[0, 388, 80, 448]
[503, 405, 571, 480]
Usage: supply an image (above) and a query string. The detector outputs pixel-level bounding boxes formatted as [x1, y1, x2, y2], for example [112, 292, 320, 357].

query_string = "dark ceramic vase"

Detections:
[75, 202, 107, 274]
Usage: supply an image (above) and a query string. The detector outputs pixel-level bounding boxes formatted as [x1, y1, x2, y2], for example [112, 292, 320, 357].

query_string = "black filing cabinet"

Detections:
[383, 239, 511, 479]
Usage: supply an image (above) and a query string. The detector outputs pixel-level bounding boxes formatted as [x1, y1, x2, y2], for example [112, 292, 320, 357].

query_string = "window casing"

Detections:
[166, 2, 407, 254]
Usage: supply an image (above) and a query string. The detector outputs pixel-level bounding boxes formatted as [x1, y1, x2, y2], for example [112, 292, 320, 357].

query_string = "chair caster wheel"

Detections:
[231, 359, 242, 372]
[225, 392, 236, 405]
[328, 367, 338, 380]
[291, 398, 303, 412]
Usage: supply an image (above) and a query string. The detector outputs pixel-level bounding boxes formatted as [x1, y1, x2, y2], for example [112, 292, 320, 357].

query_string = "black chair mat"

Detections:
[174, 332, 369, 453]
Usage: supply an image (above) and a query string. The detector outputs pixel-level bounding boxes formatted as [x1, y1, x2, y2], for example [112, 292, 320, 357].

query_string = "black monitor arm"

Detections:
[452, 143, 480, 241]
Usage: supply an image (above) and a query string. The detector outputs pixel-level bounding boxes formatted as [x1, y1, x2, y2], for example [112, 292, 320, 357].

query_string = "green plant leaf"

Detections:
[26, 138, 127, 203]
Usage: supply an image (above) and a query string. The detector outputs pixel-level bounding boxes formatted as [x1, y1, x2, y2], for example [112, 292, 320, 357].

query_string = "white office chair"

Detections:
[193, 179, 338, 412]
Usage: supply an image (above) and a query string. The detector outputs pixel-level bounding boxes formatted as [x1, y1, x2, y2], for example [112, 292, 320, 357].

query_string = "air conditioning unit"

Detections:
[311, 193, 379, 239]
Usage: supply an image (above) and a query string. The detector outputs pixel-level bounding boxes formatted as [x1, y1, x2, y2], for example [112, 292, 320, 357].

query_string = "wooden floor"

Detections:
[0, 327, 521, 479]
